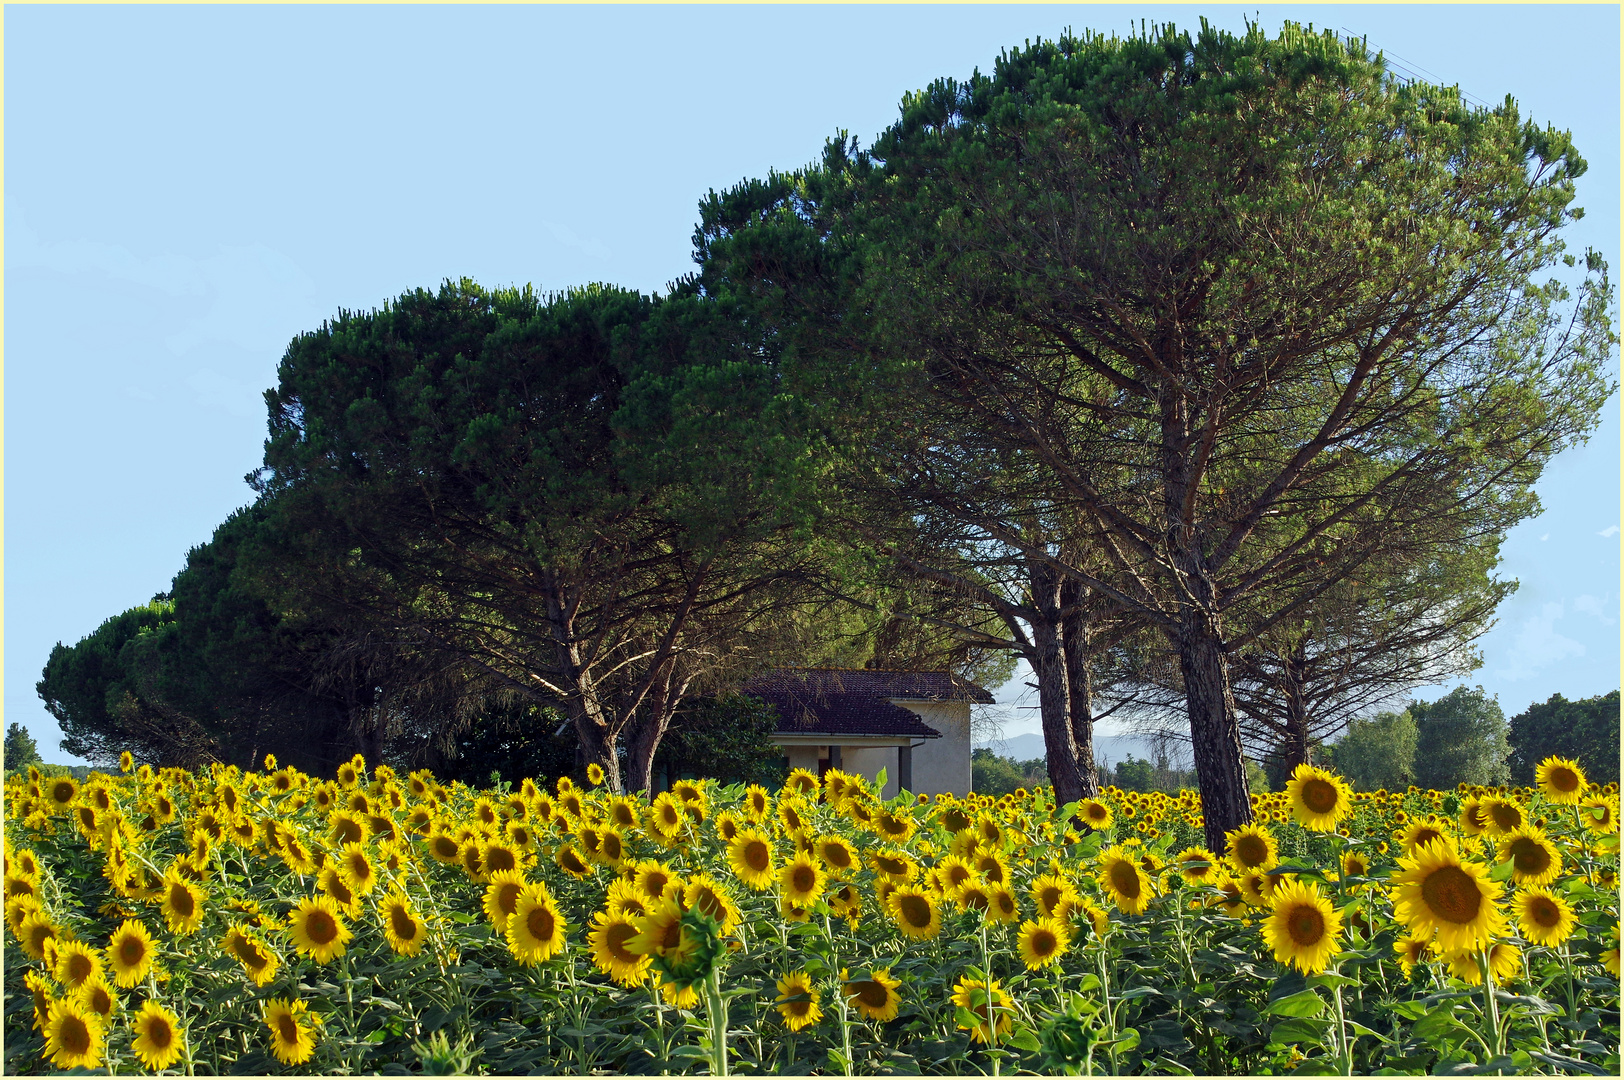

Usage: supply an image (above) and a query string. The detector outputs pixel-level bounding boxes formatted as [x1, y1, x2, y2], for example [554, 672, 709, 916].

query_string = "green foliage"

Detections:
[654, 694, 787, 790]
[970, 747, 1047, 795]
[4, 723, 42, 774]
[1411, 686, 1511, 790]
[436, 701, 578, 790]
[1332, 710, 1420, 791]
[1508, 690, 1621, 785]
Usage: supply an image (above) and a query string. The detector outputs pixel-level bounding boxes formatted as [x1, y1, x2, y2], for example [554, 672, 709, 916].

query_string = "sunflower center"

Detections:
[67, 953, 93, 982]
[1031, 929, 1057, 956]
[792, 866, 817, 892]
[169, 885, 195, 918]
[786, 997, 812, 1017]
[391, 906, 420, 940]
[1411, 827, 1441, 850]
[660, 917, 682, 950]
[1039, 885, 1061, 911]
[606, 922, 638, 962]
[306, 910, 338, 945]
[1300, 779, 1338, 815]
[146, 1018, 174, 1048]
[527, 905, 556, 942]
[1549, 767, 1580, 792]
[1234, 835, 1267, 867]
[1528, 897, 1560, 927]
[1490, 803, 1522, 831]
[1286, 904, 1325, 946]
[120, 938, 145, 965]
[854, 981, 889, 1008]
[59, 1015, 91, 1055]
[52, 782, 74, 803]
[898, 894, 932, 928]
[562, 851, 587, 873]
[433, 837, 458, 858]
[824, 844, 852, 869]
[1086, 805, 1108, 822]
[329, 878, 355, 905]
[1507, 837, 1550, 875]
[485, 848, 516, 873]
[744, 842, 770, 873]
[1421, 865, 1483, 924]
[496, 883, 522, 916]
[962, 888, 990, 911]
[1109, 861, 1142, 898]
[277, 1014, 299, 1043]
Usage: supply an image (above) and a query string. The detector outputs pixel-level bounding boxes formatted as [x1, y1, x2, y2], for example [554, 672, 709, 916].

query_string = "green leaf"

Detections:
[1109, 1027, 1141, 1054]
[1489, 858, 1517, 881]
[1268, 1017, 1333, 1046]
[873, 767, 888, 791]
[1008, 1027, 1042, 1052]
[1266, 990, 1326, 1018]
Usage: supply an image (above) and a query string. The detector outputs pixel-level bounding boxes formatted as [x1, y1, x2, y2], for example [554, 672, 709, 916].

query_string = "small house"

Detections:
[742, 668, 993, 798]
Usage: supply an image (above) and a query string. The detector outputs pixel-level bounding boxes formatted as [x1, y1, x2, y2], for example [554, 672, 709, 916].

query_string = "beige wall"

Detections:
[895, 701, 972, 797]
[841, 745, 900, 800]
[784, 745, 821, 776]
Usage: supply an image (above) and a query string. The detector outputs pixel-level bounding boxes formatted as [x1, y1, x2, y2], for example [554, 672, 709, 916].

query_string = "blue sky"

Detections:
[5, 4, 1618, 763]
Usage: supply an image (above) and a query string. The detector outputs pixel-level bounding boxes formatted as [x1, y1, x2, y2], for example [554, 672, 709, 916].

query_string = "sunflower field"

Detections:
[3, 753, 1619, 1076]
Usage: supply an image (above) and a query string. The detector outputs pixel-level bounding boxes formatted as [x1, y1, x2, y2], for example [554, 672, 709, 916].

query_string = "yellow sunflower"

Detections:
[44, 999, 104, 1070]
[589, 909, 652, 986]
[1393, 936, 1432, 978]
[586, 762, 606, 786]
[775, 970, 823, 1032]
[1399, 818, 1450, 857]
[130, 1000, 185, 1071]
[53, 939, 103, 991]
[425, 828, 463, 865]
[814, 834, 860, 878]
[830, 883, 862, 925]
[1224, 822, 1279, 873]
[727, 828, 777, 891]
[317, 867, 362, 916]
[1534, 756, 1587, 803]
[1096, 845, 1153, 916]
[1263, 879, 1342, 975]
[483, 870, 528, 931]
[1175, 847, 1221, 886]
[1579, 795, 1619, 835]
[263, 997, 320, 1066]
[555, 843, 593, 880]
[159, 872, 207, 936]
[1457, 796, 1488, 836]
[842, 967, 902, 1022]
[105, 918, 156, 987]
[626, 896, 685, 958]
[75, 974, 118, 1022]
[1030, 872, 1079, 918]
[287, 895, 352, 964]
[1078, 798, 1114, 830]
[1285, 765, 1352, 832]
[886, 885, 942, 940]
[1390, 836, 1508, 954]
[869, 848, 918, 883]
[507, 883, 567, 965]
[649, 792, 687, 839]
[1446, 942, 1522, 986]
[221, 923, 280, 986]
[379, 893, 427, 957]
[1480, 796, 1526, 836]
[1017, 916, 1071, 970]
[784, 768, 820, 797]
[683, 874, 742, 937]
[1497, 825, 1562, 886]
[743, 784, 772, 822]
[779, 851, 825, 908]
[1513, 886, 1578, 947]
[632, 859, 680, 902]
[951, 975, 1012, 1045]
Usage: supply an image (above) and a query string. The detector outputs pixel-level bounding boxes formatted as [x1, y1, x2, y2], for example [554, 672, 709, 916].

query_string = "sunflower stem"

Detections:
[1330, 963, 1350, 1075]
[1478, 950, 1504, 1066]
[705, 966, 730, 1076]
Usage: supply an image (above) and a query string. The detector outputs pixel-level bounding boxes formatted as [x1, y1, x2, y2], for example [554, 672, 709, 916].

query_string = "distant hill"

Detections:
[976, 731, 1186, 770]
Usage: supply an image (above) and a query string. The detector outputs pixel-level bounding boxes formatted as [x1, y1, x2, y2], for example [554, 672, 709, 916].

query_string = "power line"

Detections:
[1341, 27, 1494, 110]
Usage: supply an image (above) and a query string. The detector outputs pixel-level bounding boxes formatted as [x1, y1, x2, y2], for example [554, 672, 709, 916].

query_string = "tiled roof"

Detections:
[753, 691, 943, 740]
[743, 668, 991, 740]
[742, 668, 995, 704]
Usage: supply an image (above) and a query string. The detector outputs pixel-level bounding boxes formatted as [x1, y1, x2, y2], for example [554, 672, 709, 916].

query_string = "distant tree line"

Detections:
[35, 24, 1615, 845]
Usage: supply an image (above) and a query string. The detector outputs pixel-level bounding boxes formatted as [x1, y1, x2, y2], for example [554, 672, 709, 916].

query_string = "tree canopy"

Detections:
[1507, 690, 1620, 784]
[693, 20, 1613, 849]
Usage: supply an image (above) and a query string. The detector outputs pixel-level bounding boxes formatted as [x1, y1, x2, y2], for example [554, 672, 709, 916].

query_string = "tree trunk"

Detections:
[624, 664, 678, 796]
[1030, 563, 1087, 807]
[1059, 580, 1101, 799]
[1176, 610, 1255, 853]
[1279, 648, 1313, 775]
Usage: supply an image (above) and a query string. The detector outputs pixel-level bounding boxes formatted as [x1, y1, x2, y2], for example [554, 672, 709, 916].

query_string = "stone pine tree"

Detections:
[4, 723, 42, 773]
[694, 21, 1614, 851]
